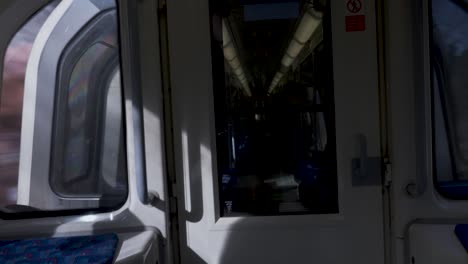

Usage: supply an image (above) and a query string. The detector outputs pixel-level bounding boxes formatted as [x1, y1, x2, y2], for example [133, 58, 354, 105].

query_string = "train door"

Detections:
[166, 0, 386, 263]
[387, 0, 468, 263]
[0, 0, 169, 263]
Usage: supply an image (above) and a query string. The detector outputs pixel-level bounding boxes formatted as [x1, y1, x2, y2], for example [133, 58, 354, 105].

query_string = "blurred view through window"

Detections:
[0, 3, 57, 207]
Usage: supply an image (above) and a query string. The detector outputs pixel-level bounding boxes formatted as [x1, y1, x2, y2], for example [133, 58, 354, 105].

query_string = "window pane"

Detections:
[432, 0, 468, 198]
[211, 0, 338, 216]
[64, 44, 111, 186]
[50, 9, 127, 206]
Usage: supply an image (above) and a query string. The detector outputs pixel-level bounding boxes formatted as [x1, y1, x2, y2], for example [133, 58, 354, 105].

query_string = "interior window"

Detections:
[432, 0, 468, 198]
[0, 0, 127, 215]
[211, 0, 338, 216]
[50, 10, 126, 203]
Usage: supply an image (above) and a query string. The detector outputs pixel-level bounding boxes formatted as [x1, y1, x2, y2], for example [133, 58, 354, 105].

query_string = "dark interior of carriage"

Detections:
[211, 0, 339, 216]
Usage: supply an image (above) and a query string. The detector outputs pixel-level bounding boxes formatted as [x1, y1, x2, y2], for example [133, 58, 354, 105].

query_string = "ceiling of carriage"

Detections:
[219, 0, 327, 98]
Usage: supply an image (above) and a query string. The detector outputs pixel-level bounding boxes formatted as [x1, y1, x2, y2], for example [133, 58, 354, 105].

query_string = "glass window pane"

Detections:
[432, 0, 468, 198]
[211, 0, 338, 216]
[50, 9, 127, 206]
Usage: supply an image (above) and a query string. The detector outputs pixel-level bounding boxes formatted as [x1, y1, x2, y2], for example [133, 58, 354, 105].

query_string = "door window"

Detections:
[50, 10, 126, 203]
[432, 0, 468, 198]
[211, 0, 338, 216]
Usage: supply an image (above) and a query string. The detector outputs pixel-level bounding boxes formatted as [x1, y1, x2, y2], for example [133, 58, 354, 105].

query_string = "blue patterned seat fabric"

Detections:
[0, 234, 118, 264]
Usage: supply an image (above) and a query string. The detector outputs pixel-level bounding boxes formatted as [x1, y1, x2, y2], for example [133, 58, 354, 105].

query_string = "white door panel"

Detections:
[167, 0, 384, 263]
[408, 222, 468, 264]
[387, 0, 468, 263]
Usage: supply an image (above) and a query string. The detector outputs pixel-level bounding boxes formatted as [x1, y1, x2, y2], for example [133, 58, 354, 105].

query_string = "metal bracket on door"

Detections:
[352, 134, 382, 186]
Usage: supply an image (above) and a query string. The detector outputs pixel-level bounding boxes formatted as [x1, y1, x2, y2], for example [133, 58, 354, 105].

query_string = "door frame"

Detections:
[386, 0, 468, 263]
[166, 0, 386, 263]
[0, 0, 169, 261]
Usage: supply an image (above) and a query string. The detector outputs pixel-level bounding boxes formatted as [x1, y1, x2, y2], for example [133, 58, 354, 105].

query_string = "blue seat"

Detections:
[455, 225, 468, 253]
[0, 234, 118, 264]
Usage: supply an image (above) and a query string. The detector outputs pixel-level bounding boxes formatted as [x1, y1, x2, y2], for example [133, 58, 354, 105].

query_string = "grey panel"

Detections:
[351, 134, 382, 186]
[352, 157, 382, 186]
[90, 0, 116, 11]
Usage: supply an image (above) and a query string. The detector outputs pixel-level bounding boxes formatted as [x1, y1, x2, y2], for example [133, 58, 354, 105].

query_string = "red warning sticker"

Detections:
[345, 15, 365, 32]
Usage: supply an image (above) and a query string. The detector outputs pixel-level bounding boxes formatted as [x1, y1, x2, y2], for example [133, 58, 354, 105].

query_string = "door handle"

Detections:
[352, 134, 382, 186]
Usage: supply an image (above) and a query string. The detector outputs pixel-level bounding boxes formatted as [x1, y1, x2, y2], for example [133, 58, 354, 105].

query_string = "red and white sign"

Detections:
[345, 15, 366, 32]
[345, 0, 365, 32]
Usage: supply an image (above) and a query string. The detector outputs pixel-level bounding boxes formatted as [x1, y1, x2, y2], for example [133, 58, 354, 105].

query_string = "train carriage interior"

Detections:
[0, 0, 466, 263]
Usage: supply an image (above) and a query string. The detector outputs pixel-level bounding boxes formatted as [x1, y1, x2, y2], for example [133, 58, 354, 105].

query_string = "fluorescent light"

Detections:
[268, 83, 278, 94]
[224, 44, 236, 61]
[275, 72, 284, 80]
[281, 55, 295, 68]
[222, 18, 252, 97]
[268, 6, 322, 94]
[234, 66, 243, 76]
[295, 10, 321, 43]
[222, 20, 232, 46]
[286, 39, 304, 58]
[272, 79, 279, 87]
[270, 72, 284, 86]
[243, 86, 252, 97]
[230, 57, 241, 69]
